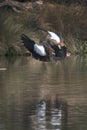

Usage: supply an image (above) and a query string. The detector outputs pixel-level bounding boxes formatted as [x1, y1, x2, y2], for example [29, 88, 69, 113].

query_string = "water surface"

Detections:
[0, 56, 87, 130]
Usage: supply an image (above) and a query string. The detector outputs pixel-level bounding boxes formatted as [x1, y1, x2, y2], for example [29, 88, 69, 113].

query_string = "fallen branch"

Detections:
[0, 0, 43, 13]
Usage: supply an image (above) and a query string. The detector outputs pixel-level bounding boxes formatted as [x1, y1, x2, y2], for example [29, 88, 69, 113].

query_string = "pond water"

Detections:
[0, 56, 87, 130]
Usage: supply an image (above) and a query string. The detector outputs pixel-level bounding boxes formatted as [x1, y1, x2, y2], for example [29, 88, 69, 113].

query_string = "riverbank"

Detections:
[0, 1, 87, 56]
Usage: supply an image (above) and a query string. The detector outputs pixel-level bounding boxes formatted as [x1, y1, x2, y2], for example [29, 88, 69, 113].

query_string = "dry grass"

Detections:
[0, 7, 40, 55]
[39, 3, 87, 53]
[0, 2, 87, 55]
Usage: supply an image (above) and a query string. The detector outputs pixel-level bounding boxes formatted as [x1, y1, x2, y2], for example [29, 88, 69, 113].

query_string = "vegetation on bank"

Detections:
[0, 0, 87, 56]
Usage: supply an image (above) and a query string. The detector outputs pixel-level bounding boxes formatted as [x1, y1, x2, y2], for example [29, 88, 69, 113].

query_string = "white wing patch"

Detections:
[48, 31, 60, 43]
[34, 44, 46, 56]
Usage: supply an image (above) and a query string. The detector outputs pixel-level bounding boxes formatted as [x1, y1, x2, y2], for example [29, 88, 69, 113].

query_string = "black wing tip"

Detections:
[21, 34, 27, 40]
[21, 34, 30, 42]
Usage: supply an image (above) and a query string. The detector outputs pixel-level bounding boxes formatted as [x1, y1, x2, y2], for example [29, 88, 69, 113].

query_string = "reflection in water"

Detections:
[30, 100, 46, 130]
[51, 108, 62, 126]
[30, 98, 67, 130]
[36, 100, 46, 117]
[0, 56, 87, 130]
[36, 100, 46, 130]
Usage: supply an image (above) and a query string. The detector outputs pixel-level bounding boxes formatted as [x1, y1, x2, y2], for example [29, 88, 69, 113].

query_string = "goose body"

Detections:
[21, 34, 46, 56]
[21, 34, 50, 61]
[21, 34, 68, 61]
